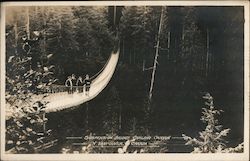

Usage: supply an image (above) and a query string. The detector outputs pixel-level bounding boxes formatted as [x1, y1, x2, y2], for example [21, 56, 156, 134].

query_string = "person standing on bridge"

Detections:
[65, 76, 73, 94]
[65, 74, 76, 94]
[84, 74, 91, 96]
[76, 76, 84, 93]
[71, 74, 77, 93]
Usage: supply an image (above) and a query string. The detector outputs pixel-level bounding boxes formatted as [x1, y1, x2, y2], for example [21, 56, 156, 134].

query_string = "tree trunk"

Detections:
[122, 39, 125, 62]
[39, 7, 47, 66]
[119, 106, 122, 130]
[85, 103, 89, 130]
[167, 31, 171, 60]
[132, 117, 136, 133]
[113, 6, 116, 28]
[148, 7, 164, 102]
[35, 6, 38, 18]
[14, 22, 18, 55]
[43, 112, 47, 135]
[133, 47, 136, 65]
[129, 50, 132, 64]
[206, 28, 209, 78]
[26, 7, 30, 40]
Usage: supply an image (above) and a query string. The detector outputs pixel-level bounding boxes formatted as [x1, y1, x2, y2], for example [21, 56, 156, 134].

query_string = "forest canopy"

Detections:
[5, 6, 244, 153]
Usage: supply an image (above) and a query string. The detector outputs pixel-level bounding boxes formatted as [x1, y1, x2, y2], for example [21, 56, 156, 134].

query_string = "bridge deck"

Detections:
[6, 51, 119, 118]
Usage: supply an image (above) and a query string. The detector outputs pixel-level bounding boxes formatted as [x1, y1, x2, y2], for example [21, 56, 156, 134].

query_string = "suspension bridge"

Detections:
[6, 49, 119, 118]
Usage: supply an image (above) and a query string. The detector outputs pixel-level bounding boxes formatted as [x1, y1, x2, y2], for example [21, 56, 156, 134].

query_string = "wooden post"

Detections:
[148, 7, 164, 103]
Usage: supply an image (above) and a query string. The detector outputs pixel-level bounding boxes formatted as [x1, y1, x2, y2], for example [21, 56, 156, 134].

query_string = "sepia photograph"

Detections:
[0, 1, 249, 161]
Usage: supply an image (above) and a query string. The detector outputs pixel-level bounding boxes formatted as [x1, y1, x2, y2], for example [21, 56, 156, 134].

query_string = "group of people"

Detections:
[65, 74, 91, 96]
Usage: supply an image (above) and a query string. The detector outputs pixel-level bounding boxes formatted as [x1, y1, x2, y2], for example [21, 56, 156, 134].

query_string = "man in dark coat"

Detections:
[84, 74, 91, 96]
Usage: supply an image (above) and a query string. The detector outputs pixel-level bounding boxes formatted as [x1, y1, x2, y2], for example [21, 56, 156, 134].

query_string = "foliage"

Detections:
[45, 7, 79, 77]
[6, 28, 56, 114]
[6, 102, 53, 153]
[222, 142, 244, 153]
[5, 7, 57, 153]
[102, 86, 121, 134]
[180, 7, 205, 80]
[6, 54, 55, 107]
[119, 6, 168, 65]
[6, 7, 57, 100]
[73, 6, 115, 58]
[182, 93, 243, 153]
[4, 6, 244, 153]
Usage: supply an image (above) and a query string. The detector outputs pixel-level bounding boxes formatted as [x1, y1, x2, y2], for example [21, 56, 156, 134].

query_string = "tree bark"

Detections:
[26, 7, 30, 40]
[148, 7, 164, 103]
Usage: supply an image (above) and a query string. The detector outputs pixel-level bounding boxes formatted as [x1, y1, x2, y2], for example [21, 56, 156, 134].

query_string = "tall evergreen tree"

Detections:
[179, 7, 206, 96]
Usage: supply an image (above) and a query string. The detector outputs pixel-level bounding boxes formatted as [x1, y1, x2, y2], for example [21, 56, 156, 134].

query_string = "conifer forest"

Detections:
[4, 6, 244, 153]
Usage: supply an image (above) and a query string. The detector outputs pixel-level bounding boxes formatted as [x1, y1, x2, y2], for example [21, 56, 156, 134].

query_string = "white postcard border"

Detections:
[1, 1, 249, 161]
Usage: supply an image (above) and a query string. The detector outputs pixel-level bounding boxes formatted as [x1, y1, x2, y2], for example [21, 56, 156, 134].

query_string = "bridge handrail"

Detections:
[41, 41, 120, 94]
[89, 38, 119, 82]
